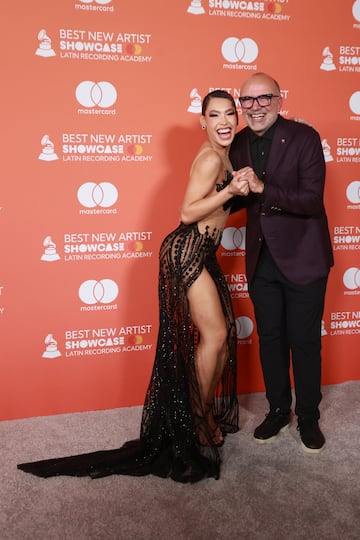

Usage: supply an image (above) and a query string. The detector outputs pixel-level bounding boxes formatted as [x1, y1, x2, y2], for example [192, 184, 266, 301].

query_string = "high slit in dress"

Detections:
[18, 177, 239, 483]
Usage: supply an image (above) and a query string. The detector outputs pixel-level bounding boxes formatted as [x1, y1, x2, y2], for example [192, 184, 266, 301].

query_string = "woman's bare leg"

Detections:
[187, 268, 228, 444]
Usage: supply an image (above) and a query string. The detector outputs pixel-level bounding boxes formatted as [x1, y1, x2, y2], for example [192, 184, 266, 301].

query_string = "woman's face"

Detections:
[201, 97, 238, 149]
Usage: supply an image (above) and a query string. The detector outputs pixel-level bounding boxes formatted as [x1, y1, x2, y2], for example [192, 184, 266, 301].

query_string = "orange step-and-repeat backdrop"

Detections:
[1, 0, 359, 421]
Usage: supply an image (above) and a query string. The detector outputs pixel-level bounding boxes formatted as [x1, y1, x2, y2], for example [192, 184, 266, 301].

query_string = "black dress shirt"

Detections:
[249, 117, 278, 180]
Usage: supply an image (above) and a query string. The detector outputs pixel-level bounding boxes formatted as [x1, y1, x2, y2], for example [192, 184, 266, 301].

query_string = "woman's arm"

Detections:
[180, 150, 249, 224]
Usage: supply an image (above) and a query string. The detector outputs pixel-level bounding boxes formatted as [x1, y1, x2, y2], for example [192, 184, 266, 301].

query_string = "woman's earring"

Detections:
[201, 125, 206, 130]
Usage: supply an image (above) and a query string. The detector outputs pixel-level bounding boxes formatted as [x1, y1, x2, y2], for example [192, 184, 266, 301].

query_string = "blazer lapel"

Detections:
[266, 117, 293, 176]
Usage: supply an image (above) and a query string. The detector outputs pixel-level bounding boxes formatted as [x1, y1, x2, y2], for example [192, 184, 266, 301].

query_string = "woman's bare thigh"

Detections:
[187, 267, 226, 339]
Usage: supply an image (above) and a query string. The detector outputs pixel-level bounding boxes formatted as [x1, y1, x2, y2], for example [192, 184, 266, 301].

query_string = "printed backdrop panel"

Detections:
[1, 0, 359, 420]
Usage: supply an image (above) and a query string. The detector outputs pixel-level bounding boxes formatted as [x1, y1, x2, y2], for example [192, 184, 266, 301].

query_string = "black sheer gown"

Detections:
[18, 192, 239, 483]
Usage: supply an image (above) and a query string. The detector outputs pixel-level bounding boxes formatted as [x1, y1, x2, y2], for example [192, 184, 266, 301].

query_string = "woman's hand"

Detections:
[230, 166, 265, 196]
[228, 171, 249, 196]
[292, 117, 314, 128]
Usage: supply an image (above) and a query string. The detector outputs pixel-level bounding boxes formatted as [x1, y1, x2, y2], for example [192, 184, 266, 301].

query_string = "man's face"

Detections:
[240, 74, 283, 136]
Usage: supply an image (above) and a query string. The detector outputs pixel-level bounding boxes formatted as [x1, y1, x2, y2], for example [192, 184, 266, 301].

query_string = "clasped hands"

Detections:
[228, 167, 264, 196]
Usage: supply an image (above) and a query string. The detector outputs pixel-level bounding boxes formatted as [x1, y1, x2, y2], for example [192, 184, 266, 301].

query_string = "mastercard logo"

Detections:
[267, 2, 282, 13]
[126, 241, 144, 252]
[125, 44, 142, 55]
[127, 144, 143, 155]
[125, 335, 144, 345]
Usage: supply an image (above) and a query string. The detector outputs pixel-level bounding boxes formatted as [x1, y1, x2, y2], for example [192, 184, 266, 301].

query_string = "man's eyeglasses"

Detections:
[239, 94, 280, 109]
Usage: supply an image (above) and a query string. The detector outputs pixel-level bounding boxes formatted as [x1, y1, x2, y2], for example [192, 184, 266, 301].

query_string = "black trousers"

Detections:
[248, 243, 328, 421]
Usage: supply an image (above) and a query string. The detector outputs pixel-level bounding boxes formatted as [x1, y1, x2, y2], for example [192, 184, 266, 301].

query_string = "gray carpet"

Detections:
[1, 381, 359, 540]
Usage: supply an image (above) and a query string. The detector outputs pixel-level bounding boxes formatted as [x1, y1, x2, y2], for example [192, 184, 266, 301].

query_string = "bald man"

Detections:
[229, 73, 333, 453]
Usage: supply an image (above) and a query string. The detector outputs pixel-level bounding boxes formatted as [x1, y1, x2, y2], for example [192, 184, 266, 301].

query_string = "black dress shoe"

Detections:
[253, 409, 290, 443]
[297, 419, 325, 454]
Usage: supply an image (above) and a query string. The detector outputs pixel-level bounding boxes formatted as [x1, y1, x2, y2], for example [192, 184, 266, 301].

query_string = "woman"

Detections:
[18, 91, 251, 483]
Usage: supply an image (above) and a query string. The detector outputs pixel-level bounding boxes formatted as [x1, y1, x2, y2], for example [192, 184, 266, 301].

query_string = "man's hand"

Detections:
[232, 167, 264, 194]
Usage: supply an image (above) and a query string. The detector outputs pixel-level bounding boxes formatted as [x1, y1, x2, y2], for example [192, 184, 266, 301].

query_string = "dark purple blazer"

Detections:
[229, 115, 334, 285]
